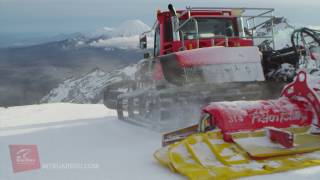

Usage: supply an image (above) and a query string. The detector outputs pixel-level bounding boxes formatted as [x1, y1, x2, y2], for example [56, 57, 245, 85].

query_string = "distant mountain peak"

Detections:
[114, 19, 150, 37]
[89, 27, 115, 39]
[89, 19, 150, 39]
[88, 19, 151, 50]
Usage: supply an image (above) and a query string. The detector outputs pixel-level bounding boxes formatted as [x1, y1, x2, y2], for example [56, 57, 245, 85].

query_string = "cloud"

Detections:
[1, 0, 319, 36]
[89, 35, 154, 50]
[90, 36, 140, 49]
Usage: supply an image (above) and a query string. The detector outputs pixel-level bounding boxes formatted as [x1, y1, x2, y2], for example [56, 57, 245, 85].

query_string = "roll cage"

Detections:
[140, 7, 276, 56]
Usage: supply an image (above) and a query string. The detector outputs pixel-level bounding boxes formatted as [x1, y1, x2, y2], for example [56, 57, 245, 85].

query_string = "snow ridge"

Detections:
[41, 65, 138, 104]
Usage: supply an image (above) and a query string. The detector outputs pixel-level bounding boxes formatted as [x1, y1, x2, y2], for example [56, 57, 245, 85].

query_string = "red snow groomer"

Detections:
[156, 71, 320, 179]
[104, 4, 319, 128]
[103, 4, 320, 130]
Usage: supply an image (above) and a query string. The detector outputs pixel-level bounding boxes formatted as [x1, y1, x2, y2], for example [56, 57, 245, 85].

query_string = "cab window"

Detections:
[154, 25, 160, 57]
[180, 18, 238, 40]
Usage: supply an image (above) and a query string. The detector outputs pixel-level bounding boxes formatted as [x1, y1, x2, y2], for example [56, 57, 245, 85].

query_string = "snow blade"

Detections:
[154, 128, 320, 180]
[162, 125, 198, 147]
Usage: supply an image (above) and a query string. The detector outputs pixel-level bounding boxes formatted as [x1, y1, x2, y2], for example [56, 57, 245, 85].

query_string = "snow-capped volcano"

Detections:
[89, 19, 152, 50]
[89, 27, 115, 38]
[90, 19, 150, 38]
[114, 19, 150, 37]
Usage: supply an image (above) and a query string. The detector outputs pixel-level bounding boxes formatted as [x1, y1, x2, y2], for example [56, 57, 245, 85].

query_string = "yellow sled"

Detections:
[154, 128, 320, 180]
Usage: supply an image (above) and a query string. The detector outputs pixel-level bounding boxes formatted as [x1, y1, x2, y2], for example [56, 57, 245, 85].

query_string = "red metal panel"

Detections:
[204, 97, 313, 141]
[202, 71, 319, 142]
[267, 127, 294, 148]
[171, 38, 253, 53]
[282, 71, 320, 126]
[174, 46, 261, 67]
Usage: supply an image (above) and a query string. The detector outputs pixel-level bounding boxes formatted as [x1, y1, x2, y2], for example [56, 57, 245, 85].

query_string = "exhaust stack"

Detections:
[168, 4, 180, 41]
[168, 4, 177, 16]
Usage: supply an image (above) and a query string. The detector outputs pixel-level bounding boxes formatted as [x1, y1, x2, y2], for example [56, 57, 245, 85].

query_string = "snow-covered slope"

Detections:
[0, 103, 181, 180]
[0, 103, 115, 129]
[41, 65, 137, 104]
[1, 103, 320, 180]
[41, 68, 116, 104]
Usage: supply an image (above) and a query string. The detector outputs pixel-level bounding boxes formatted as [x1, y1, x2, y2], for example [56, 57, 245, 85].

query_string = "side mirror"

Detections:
[144, 52, 151, 59]
[139, 34, 147, 49]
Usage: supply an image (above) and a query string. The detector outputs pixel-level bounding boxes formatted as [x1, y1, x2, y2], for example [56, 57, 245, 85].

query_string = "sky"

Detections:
[0, 0, 320, 37]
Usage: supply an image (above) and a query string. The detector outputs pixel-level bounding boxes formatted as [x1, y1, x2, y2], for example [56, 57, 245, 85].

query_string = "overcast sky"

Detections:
[1, 0, 319, 36]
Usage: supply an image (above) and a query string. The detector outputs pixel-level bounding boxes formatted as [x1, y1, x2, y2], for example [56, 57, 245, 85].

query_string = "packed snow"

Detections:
[0, 103, 114, 129]
[1, 103, 320, 179]
[0, 103, 182, 180]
